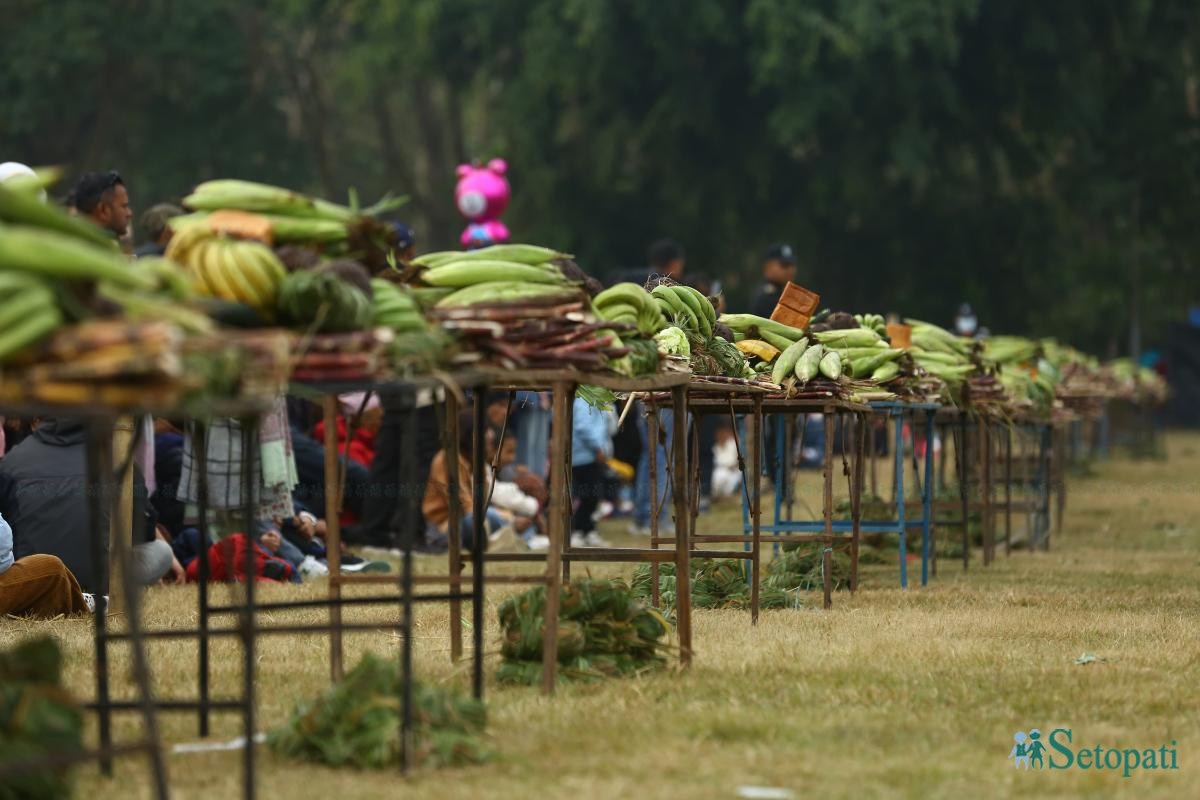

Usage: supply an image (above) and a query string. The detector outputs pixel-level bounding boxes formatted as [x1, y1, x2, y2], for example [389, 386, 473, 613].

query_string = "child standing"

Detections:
[570, 397, 614, 548]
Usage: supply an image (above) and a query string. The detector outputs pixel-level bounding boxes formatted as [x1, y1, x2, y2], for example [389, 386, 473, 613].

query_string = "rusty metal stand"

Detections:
[449, 369, 692, 694]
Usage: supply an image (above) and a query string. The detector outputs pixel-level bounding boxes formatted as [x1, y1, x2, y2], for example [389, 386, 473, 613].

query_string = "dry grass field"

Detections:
[4, 433, 1198, 799]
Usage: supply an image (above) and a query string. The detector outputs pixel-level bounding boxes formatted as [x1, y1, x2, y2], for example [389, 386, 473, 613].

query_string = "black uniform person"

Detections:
[750, 244, 796, 318]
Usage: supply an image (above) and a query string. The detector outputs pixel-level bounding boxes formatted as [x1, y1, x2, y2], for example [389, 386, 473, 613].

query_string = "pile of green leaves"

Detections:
[269, 654, 487, 770]
[496, 578, 671, 686]
[631, 559, 805, 613]
[766, 547, 853, 593]
[0, 637, 82, 800]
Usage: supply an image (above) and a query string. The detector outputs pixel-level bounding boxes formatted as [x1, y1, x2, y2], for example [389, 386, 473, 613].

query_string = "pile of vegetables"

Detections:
[496, 578, 671, 685]
[631, 559, 804, 612]
[269, 653, 487, 770]
[0, 173, 210, 364]
[416, 244, 656, 374]
[173, 178, 405, 271]
[720, 312, 879, 399]
[647, 280, 748, 378]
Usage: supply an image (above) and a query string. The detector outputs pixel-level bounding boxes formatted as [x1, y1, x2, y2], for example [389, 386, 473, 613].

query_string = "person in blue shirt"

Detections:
[571, 397, 615, 548]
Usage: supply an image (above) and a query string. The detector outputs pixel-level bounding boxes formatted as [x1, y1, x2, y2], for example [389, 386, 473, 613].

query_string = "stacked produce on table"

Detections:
[1106, 357, 1169, 405]
[414, 245, 658, 374]
[172, 178, 449, 379]
[642, 280, 751, 380]
[719, 312, 897, 401]
[174, 178, 405, 270]
[0, 175, 255, 406]
[496, 578, 671, 685]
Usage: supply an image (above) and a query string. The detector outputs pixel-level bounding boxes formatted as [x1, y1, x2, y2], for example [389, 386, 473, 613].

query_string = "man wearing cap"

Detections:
[750, 244, 797, 318]
[135, 203, 183, 257]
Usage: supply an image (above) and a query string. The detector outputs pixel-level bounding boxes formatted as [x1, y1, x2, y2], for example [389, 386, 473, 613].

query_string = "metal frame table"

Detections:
[447, 368, 693, 694]
[641, 380, 769, 620]
[855, 401, 940, 587]
[645, 390, 868, 615]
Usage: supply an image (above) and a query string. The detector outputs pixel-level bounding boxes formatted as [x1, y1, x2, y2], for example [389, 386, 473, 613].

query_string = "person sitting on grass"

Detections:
[0, 511, 92, 617]
[0, 418, 179, 594]
[487, 430, 547, 551]
[423, 409, 530, 551]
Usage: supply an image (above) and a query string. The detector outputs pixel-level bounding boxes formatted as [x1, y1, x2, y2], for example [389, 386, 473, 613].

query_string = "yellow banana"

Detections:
[164, 222, 213, 266]
[220, 240, 268, 309]
[185, 240, 216, 295]
[200, 239, 240, 302]
[239, 242, 284, 302]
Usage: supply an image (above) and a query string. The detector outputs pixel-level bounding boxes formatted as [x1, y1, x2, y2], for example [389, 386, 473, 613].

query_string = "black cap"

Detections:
[765, 243, 795, 265]
[390, 222, 415, 251]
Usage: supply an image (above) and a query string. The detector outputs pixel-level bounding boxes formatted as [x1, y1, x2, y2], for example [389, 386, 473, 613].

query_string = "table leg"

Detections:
[193, 422, 211, 736]
[446, 394, 463, 662]
[822, 411, 834, 610]
[86, 421, 114, 775]
[648, 404, 660, 608]
[921, 411, 934, 586]
[470, 390, 487, 697]
[748, 397, 762, 623]
[239, 417, 259, 800]
[322, 397, 344, 681]
[851, 411, 865, 593]
[894, 409, 907, 588]
[542, 382, 571, 694]
[958, 414, 970, 571]
[671, 385, 692, 665]
[1004, 425, 1012, 558]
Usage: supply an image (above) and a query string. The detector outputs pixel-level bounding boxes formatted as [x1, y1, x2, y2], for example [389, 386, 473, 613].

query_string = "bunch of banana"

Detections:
[854, 313, 887, 338]
[166, 225, 287, 317]
[592, 283, 665, 336]
[0, 271, 63, 363]
[650, 284, 715, 339]
[371, 278, 426, 334]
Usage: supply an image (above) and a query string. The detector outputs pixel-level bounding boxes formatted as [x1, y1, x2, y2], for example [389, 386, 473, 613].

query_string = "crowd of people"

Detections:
[0, 164, 802, 621]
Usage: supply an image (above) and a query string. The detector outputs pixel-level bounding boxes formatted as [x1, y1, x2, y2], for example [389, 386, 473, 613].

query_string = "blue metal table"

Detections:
[749, 400, 940, 588]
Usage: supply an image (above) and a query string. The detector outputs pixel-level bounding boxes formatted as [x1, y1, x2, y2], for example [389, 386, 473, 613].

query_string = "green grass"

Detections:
[3, 433, 1198, 799]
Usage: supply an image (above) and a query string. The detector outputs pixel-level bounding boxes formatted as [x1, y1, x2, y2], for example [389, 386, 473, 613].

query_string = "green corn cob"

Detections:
[422, 260, 567, 287]
[795, 343, 825, 382]
[436, 282, 579, 308]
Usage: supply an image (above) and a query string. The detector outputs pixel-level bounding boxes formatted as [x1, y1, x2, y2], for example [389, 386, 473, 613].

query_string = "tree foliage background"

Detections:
[3, 0, 1198, 355]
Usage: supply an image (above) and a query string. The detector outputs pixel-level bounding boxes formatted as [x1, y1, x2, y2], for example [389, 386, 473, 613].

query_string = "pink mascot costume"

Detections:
[455, 159, 510, 248]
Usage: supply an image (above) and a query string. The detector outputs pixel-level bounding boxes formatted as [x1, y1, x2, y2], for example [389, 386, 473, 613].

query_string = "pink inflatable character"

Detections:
[455, 158, 510, 248]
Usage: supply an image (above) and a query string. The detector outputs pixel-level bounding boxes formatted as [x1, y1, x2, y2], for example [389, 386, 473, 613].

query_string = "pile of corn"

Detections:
[496, 578, 671, 685]
[269, 653, 488, 770]
[631, 558, 805, 612]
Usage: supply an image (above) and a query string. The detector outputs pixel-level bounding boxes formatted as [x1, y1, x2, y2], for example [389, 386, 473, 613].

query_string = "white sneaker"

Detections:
[627, 523, 651, 537]
[584, 531, 611, 548]
[525, 535, 550, 551]
[593, 501, 614, 521]
[299, 556, 329, 578]
[570, 532, 587, 548]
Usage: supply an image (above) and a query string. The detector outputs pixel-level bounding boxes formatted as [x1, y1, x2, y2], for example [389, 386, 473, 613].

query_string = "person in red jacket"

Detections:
[312, 393, 382, 468]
